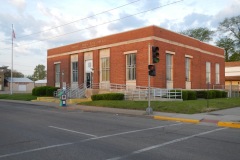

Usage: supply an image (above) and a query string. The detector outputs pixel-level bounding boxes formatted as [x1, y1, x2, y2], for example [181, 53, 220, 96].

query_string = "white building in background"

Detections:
[225, 61, 240, 86]
[35, 79, 47, 87]
[5, 77, 34, 92]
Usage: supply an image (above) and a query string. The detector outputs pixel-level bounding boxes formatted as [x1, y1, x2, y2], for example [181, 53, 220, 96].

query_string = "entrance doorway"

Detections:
[85, 60, 93, 88]
[86, 72, 92, 88]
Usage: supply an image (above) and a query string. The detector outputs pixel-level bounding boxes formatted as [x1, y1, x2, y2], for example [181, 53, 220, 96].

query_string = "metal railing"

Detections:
[54, 83, 86, 99]
[89, 83, 182, 101]
[213, 84, 240, 98]
[124, 88, 182, 101]
[54, 82, 182, 101]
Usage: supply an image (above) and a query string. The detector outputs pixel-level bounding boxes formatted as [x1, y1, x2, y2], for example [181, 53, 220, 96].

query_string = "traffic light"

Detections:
[152, 46, 159, 63]
[148, 64, 156, 76]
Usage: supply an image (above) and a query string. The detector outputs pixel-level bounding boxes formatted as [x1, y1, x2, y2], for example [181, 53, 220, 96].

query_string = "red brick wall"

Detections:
[47, 25, 225, 89]
[92, 50, 99, 84]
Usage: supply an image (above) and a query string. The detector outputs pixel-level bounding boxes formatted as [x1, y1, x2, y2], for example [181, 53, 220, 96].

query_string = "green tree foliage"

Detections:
[218, 15, 240, 49]
[229, 51, 240, 61]
[4, 69, 24, 78]
[32, 64, 46, 81]
[26, 75, 35, 81]
[180, 27, 215, 42]
[216, 37, 235, 61]
[216, 15, 240, 61]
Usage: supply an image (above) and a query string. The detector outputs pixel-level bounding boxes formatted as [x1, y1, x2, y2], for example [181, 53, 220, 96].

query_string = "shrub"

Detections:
[196, 91, 206, 99]
[196, 90, 227, 99]
[46, 87, 59, 96]
[91, 93, 124, 101]
[205, 90, 216, 99]
[222, 91, 228, 98]
[182, 91, 188, 101]
[38, 86, 47, 96]
[187, 90, 197, 100]
[181, 90, 197, 100]
[32, 86, 59, 96]
[32, 87, 37, 96]
[214, 90, 222, 98]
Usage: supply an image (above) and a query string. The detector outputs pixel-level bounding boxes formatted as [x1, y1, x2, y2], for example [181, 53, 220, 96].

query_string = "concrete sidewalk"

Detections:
[1, 99, 240, 128]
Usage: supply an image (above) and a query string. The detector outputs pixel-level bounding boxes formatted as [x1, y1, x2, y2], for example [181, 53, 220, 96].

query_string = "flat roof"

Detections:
[225, 61, 240, 67]
[6, 77, 33, 83]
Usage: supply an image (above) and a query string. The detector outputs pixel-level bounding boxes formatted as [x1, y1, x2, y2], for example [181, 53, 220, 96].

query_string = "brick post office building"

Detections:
[47, 25, 225, 91]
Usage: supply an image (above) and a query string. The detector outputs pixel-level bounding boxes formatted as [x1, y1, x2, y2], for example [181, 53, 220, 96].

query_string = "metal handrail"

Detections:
[54, 82, 182, 100]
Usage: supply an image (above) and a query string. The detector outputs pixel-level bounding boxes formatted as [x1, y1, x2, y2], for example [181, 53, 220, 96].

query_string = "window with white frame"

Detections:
[55, 63, 60, 84]
[166, 54, 173, 81]
[126, 53, 136, 80]
[72, 62, 78, 82]
[185, 57, 191, 81]
[215, 63, 220, 84]
[101, 57, 110, 81]
[206, 62, 211, 84]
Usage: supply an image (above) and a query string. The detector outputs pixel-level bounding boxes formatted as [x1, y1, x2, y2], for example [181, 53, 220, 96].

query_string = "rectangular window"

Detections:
[101, 57, 110, 81]
[206, 62, 211, 84]
[55, 63, 60, 84]
[126, 53, 136, 80]
[72, 62, 78, 82]
[185, 57, 191, 81]
[215, 63, 220, 84]
[166, 54, 173, 81]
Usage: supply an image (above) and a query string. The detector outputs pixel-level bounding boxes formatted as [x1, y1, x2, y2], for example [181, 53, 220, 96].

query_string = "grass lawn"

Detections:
[79, 98, 240, 114]
[0, 93, 239, 114]
[0, 93, 37, 101]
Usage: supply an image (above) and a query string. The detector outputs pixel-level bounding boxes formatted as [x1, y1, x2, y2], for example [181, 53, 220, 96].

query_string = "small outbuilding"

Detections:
[225, 61, 240, 86]
[35, 79, 47, 87]
[5, 77, 34, 92]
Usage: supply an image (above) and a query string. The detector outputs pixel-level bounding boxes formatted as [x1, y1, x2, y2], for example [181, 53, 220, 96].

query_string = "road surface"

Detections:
[0, 101, 239, 160]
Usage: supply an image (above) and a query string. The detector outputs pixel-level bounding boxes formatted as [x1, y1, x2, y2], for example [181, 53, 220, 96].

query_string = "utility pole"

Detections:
[146, 43, 153, 115]
[10, 24, 14, 95]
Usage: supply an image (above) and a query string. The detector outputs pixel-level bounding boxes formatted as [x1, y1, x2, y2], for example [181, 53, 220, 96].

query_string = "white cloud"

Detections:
[108, 12, 146, 31]
[10, 0, 26, 7]
[0, 0, 240, 75]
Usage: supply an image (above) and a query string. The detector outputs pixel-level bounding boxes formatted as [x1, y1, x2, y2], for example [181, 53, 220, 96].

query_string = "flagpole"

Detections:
[11, 24, 13, 95]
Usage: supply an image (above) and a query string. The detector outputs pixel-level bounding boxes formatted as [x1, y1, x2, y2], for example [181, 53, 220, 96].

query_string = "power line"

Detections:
[1, 0, 141, 42]
[2, 0, 183, 50]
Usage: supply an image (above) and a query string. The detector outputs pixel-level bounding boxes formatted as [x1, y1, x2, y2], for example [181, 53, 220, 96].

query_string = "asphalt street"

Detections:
[0, 101, 240, 160]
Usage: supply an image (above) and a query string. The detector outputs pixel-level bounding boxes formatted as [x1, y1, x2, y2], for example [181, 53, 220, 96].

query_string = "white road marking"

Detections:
[0, 123, 181, 159]
[106, 127, 227, 160]
[86, 123, 182, 141]
[49, 126, 98, 137]
[0, 142, 73, 159]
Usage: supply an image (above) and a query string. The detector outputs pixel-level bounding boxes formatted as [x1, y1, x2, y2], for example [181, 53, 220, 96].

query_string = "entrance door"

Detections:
[86, 73, 92, 88]
[85, 60, 93, 88]
[19, 85, 27, 91]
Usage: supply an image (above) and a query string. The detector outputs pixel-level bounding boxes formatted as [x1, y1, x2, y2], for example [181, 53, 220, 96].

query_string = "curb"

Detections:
[217, 121, 240, 129]
[153, 116, 199, 124]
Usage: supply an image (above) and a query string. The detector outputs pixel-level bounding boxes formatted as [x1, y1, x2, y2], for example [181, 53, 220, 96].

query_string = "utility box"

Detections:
[59, 91, 67, 107]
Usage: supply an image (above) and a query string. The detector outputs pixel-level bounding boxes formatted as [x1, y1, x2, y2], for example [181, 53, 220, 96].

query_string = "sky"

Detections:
[0, 0, 240, 76]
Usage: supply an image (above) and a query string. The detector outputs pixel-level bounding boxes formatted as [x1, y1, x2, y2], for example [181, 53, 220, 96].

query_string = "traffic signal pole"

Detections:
[146, 43, 153, 115]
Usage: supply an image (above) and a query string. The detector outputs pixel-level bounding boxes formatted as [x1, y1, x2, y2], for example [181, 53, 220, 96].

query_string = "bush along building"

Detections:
[47, 25, 225, 100]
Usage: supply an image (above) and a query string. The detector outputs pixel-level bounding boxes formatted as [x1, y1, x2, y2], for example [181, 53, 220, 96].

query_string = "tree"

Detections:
[218, 15, 240, 49]
[216, 37, 235, 61]
[4, 69, 24, 78]
[32, 64, 46, 81]
[229, 51, 240, 61]
[180, 27, 215, 42]
[26, 75, 35, 81]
